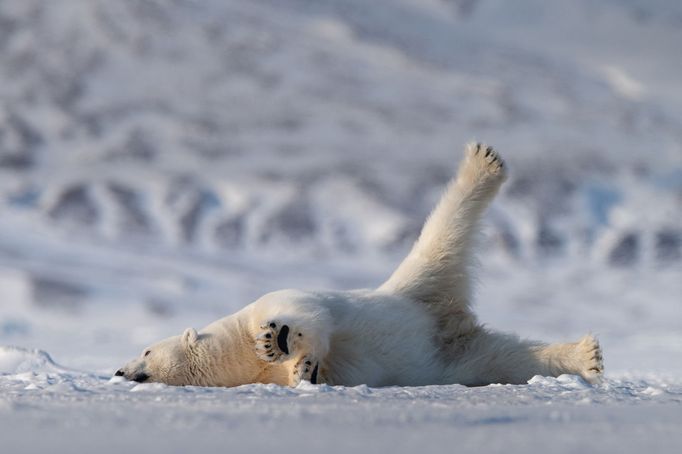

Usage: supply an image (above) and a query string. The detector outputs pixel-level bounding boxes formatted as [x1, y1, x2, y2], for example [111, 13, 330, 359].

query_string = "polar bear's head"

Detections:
[115, 327, 204, 386]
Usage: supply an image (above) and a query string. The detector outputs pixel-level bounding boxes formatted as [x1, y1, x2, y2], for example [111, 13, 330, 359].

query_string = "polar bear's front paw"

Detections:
[576, 335, 604, 384]
[255, 321, 296, 362]
[293, 356, 320, 385]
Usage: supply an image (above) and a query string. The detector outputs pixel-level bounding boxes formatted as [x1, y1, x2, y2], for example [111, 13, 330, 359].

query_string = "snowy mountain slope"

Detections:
[1, 0, 680, 262]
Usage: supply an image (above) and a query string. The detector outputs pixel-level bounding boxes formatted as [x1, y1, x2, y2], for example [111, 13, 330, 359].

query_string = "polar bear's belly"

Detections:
[322, 299, 443, 387]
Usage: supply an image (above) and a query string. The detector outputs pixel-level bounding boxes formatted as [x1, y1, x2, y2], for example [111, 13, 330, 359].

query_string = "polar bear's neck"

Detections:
[200, 312, 264, 387]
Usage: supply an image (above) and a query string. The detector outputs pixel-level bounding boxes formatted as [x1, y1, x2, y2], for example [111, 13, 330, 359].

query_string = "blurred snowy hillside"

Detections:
[0, 0, 680, 374]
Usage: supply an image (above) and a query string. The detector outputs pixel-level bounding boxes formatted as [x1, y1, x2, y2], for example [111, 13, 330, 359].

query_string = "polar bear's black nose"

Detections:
[115, 369, 125, 376]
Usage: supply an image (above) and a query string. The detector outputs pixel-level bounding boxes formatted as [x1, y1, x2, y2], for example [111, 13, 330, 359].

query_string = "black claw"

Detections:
[305, 361, 312, 366]
[265, 333, 271, 339]
[268, 353, 274, 357]
[264, 344, 271, 348]
[485, 147, 492, 157]
[269, 322, 276, 329]
[475, 143, 481, 154]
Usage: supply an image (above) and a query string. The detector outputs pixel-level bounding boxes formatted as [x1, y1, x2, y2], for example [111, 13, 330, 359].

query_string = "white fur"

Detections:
[118, 143, 604, 387]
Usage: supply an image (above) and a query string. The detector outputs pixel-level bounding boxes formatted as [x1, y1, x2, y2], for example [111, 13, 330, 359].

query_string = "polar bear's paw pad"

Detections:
[293, 356, 319, 385]
[255, 321, 291, 362]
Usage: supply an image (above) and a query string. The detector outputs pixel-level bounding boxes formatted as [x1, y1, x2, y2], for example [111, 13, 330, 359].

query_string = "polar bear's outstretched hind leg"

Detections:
[380, 143, 507, 337]
[448, 331, 605, 385]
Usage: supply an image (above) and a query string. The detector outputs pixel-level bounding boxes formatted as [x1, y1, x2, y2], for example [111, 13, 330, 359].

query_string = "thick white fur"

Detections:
[118, 143, 604, 387]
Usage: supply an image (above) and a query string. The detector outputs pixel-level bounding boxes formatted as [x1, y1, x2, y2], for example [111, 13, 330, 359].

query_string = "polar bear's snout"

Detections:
[116, 362, 151, 383]
[117, 370, 150, 383]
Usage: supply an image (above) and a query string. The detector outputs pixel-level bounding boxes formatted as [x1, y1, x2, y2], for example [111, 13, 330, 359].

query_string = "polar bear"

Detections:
[116, 144, 603, 387]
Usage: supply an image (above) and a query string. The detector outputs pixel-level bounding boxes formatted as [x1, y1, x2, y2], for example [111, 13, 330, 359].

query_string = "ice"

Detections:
[0, 0, 681, 452]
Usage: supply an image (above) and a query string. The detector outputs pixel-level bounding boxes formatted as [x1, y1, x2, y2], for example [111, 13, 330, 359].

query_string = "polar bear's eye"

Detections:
[144, 350, 151, 357]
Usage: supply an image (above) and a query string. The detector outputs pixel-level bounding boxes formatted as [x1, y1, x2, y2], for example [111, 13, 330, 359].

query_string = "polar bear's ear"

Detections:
[182, 327, 199, 349]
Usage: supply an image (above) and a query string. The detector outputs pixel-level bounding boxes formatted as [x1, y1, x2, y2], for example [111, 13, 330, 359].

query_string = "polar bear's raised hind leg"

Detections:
[380, 143, 507, 319]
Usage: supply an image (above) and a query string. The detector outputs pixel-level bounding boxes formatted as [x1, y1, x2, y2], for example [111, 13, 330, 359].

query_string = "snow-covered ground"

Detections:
[0, 0, 681, 452]
[2, 347, 681, 454]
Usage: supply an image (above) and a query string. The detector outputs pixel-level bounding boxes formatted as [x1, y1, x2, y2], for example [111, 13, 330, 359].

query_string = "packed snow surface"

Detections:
[1, 347, 681, 454]
[0, 0, 681, 453]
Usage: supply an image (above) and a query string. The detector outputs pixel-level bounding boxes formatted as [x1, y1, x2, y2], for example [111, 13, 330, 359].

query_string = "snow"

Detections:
[0, 0, 681, 452]
[1, 347, 681, 454]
